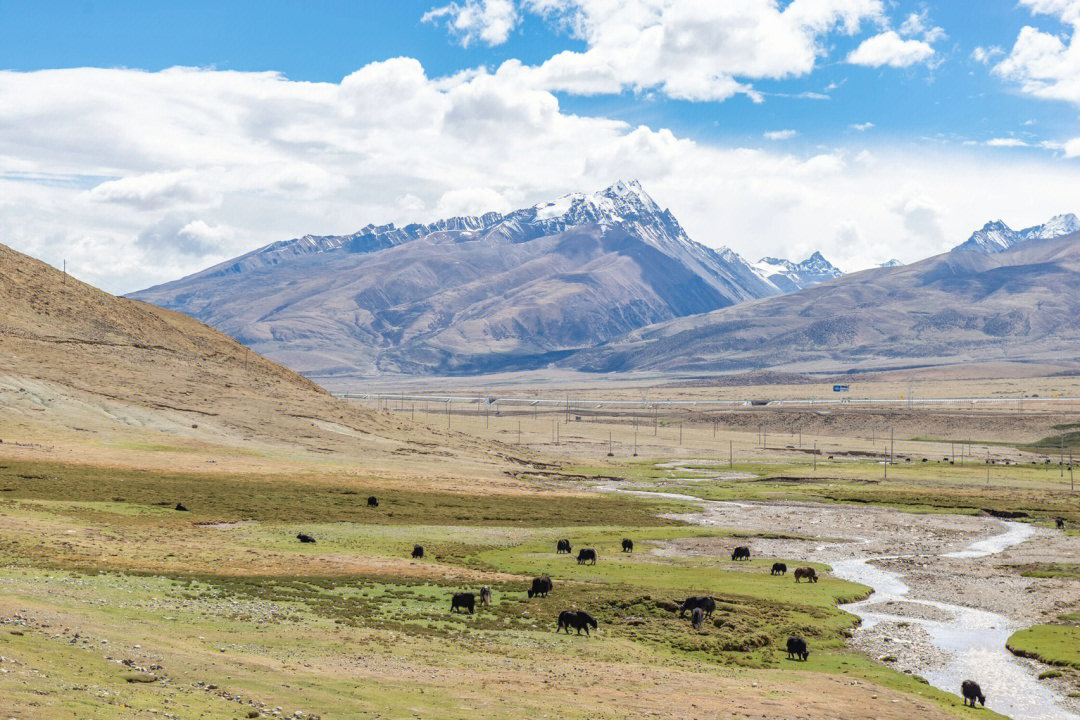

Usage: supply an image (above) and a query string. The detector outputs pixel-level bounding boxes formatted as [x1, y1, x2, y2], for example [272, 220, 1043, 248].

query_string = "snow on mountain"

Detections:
[189, 179, 779, 305]
[754, 251, 843, 293]
[879, 259, 903, 267]
[954, 214, 1080, 254]
[131, 180, 781, 378]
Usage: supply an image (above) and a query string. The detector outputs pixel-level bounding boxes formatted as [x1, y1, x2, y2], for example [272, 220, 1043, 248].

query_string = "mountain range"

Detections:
[953, 214, 1080, 254]
[133, 181, 809, 377]
[130, 180, 1080, 380]
[567, 229, 1080, 374]
[754, 252, 844, 293]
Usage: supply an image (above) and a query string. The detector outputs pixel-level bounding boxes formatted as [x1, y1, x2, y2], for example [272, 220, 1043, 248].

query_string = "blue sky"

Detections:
[3, 0, 1080, 293]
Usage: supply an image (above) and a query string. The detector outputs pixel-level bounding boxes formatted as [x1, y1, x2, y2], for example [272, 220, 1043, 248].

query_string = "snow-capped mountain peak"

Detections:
[754, 252, 843, 293]
[955, 213, 1080, 254]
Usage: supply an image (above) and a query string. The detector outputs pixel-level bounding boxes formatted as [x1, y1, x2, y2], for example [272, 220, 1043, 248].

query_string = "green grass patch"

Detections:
[0, 459, 689, 527]
[1008, 625, 1080, 669]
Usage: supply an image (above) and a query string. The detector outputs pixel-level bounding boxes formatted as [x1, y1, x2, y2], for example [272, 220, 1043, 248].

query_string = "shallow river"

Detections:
[607, 486, 1078, 719]
[833, 521, 1079, 720]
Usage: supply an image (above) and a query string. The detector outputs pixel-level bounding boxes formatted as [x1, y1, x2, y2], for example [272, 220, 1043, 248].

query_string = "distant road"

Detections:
[337, 392, 1080, 410]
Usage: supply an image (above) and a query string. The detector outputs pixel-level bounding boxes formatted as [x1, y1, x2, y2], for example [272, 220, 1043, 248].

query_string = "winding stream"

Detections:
[833, 522, 1077, 720]
[605, 485, 1078, 719]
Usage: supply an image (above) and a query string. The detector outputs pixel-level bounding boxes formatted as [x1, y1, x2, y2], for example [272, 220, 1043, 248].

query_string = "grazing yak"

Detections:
[961, 679, 985, 707]
[690, 607, 705, 630]
[528, 576, 553, 598]
[451, 592, 475, 614]
[557, 610, 598, 636]
[479, 587, 492, 606]
[794, 566, 818, 583]
[678, 596, 716, 619]
[174, 503, 189, 512]
[771, 562, 787, 576]
[412, 545, 424, 559]
[621, 538, 634, 553]
[367, 496, 378, 507]
[731, 546, 750, 561]
[786, 636, 809, 661]
[577, 548, 597, 565]
[1056, 517, 1066, 530]
[296, 533, 316, 544]
[556, 539, 572, 554]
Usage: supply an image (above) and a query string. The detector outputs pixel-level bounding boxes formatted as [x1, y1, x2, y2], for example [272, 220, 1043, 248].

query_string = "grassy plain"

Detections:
[0, 455, 999, 719]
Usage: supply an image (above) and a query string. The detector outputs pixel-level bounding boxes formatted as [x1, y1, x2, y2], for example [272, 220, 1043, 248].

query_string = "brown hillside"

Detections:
[0, 243, 517, 481]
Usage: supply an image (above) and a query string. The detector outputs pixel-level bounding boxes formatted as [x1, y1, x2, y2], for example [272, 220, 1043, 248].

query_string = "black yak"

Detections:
[528, 576, 553, 598]
[451, 592, 475, 614]
[556, 610, 598, 636]
[412, 545, 424, 559]
[678, 596, 716, 618]
[1056, 517, 1066, 530]
[479, 587, 492, 606]
[621, 538, 633, 553]
[690, 607, 704, 630]
[731, 546, 750, 561]
[577, 548, 597, 565]
[771, 562, 787, 575]
[296, 533, 316, 544]
[556, 539, 572, 554]
[174, 503, 189, 512]
[961, 679, 985, 707]
[367, 496, 378, 507]
[786, 636, 809, 661]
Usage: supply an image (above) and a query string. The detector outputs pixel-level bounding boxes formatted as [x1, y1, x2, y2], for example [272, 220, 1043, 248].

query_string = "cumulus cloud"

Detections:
[4, 61, 1080, 293]
[478, 0, 888, 102]
[847, 31, 936, 68]
[850, 122, 875, 131]
[422, 0, 519, 47]
[764, 130, 797, 141]
[994, 1, 1080, 106]
[986, 137, 1030, 147]
[972, 45, 1004, 64]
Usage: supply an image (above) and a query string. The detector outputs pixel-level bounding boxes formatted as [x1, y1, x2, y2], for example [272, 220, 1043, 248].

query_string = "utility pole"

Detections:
[679, 423, 683, 446]
[633, 427, 638, 457]
[608, 431, 613, 457]
[62, 259, 66, 284]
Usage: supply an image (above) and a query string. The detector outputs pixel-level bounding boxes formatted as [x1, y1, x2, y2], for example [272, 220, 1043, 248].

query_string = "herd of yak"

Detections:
[285, 495, 1009, 709]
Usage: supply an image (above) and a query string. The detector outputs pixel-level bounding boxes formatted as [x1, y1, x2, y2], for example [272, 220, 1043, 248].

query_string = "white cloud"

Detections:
[764, 130, 798, 140]
[1064, 137, 1080, 157]
[496, 0, 887, 102]
[847, 30, 936, 68]
[899, 10, 945, 43]
[4, 61, 1080, 293]
[850, 121, 875, 131]
[422, 0, 519, 47]
[994, 0, 1080, 106]
[986, 137, 1030, 147]
[971, 45, 1004, 64]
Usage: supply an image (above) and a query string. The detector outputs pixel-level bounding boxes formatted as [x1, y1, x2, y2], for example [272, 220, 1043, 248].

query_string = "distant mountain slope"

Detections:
[564, 231, 1080, 374]
[954, 214, 1080, 254]
[754, 252, 843, 293]
[132, 181, 780, 378]
[0, 242, 502, 470]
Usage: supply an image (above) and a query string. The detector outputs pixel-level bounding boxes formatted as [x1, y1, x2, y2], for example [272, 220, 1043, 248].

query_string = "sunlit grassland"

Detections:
[0, 457, 1008, 718]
